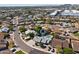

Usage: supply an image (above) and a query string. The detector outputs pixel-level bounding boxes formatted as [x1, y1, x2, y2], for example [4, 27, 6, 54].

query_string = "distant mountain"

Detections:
[0, 4, 79, 10]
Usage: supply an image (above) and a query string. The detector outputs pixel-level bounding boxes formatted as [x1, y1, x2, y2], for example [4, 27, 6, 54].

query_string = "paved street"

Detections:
[13, 26, 33, 53]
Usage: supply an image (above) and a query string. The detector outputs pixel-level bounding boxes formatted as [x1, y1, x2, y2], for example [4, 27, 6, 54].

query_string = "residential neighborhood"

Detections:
[0, 4, 79, 54]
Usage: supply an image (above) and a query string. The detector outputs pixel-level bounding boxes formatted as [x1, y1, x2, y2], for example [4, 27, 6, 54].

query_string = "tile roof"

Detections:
[72, 40, 79, 52]
[0, 32, 7, 49]
[50, 39, 69, 48]
[0, 32, 4, 41]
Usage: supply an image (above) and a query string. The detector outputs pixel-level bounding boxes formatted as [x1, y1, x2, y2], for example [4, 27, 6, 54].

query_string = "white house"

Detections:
[1, 27, 9, 32]
[33, 35, 53, 44]
[25, 30, 37, 35]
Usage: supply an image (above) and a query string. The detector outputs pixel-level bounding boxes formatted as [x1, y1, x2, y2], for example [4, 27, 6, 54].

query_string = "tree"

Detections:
[40, 43, 46, 49]
[19, 26, 26, 33]
[51, 32, 57, 38]
[34, 25, 42, 33]
[0, 25, 1, 28]
[8, 24, 13, 31]
[8, 40, 14, 48]
[56, 47, 62, 53]
[27, 33, 34, 39]
[41, 18, 46, 22]
[46, 19, 52, 24]
[0, 21, 2, 25]
[4, 33, 10, 39]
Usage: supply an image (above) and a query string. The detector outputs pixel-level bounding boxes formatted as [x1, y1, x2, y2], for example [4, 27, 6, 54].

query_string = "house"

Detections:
[33, 35, 53, 44]
[25, 30, 37, 35]
[1, 27, 9, 33]
[51, 25, 63, 33]
[60, 22, 71, 28]
[72, 40, 79, 53]
[69, 27, 79, 33]
[50, 39, 69, 48]
[0, 32, 8, 51]
[6, 17, 11, 20]
[28, 15, 33, 20]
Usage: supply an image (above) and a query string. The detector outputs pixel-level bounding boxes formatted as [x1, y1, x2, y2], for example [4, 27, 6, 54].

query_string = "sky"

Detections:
[0, 0, 79, 6]
[0, 4, 61, 7]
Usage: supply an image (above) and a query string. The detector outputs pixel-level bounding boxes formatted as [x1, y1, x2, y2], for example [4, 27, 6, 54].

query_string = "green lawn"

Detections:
[74, 32, 79, 36]
[56, 46, 74, 54]
[63, 48, 74, 54]
[15, 50, 25, 54]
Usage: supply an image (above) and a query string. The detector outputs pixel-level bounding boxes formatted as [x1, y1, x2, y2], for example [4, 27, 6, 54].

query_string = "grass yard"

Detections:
[15, 50, 25, 54]
[74, 32, 79, 36]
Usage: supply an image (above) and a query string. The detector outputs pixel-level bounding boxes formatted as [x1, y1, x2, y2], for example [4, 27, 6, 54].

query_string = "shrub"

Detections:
[19, 26, 26, 33]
